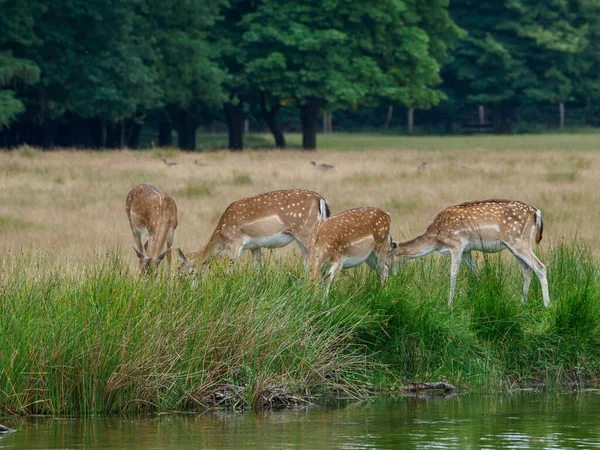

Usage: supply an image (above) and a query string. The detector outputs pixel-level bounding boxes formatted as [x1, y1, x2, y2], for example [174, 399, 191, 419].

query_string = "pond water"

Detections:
[2, 393, 600, 449]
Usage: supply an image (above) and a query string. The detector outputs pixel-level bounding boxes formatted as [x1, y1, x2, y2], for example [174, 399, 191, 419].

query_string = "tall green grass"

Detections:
[1, 242, 599, 415]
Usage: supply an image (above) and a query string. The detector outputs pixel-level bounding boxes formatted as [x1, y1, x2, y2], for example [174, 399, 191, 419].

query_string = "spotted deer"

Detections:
[125, 184, 178, 274]
[177, 189, 330, 275]
[308, 207, 393, 291]
[391, 199, 550, 307]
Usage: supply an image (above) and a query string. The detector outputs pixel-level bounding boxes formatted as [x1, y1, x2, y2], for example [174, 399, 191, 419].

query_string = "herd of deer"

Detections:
[126, 183, 550, 308]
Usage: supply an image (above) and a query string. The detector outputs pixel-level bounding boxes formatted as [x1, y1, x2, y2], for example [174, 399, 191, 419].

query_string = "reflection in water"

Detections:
[1, 393, 600, 449]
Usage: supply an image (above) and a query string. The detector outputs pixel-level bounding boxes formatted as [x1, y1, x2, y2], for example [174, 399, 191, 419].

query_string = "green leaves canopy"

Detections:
[242, 0, 461, 110]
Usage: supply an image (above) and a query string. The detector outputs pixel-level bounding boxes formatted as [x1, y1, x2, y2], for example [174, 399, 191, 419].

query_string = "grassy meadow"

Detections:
[1, 132, 600, 415]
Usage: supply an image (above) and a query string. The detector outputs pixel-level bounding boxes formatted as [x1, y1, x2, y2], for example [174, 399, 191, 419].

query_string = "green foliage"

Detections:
[443, 0, 596, 128]
[1, 243, 599, 415]
[242, 0, 461, 110]
[0, 0, 42, 127]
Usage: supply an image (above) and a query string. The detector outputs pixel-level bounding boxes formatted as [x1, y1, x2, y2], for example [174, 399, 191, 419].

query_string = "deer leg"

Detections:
[229, 245, 244, 272]
[166, 230, 175, 266]
[324, 260, 342, 295]
[132, 230, 144, 254]
[531, 253, 550, 308]
[462, 252, 478, 279]
[448, 248, 464, 306]
[509, 246, 550, 308]
[514, 255, 532, 304]
[295, 240, 309, 269]
[251, 248, 262, 268]
[367, 248, 389, 284]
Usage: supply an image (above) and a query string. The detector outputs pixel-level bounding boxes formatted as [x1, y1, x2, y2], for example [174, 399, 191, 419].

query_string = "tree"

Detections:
[243, 0, 460, 149]
[143, 0, 225, 150]
[570, 0, 600, 125]
[445, 0, 587, 131]
[9, 0, 163, 147]
[0, 0, 41, 130]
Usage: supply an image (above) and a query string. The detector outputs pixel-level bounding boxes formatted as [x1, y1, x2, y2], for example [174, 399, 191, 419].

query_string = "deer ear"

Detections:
[156, 247, 171, 263]
[176, 247, 188, 263]
[133, 246, 145, 260]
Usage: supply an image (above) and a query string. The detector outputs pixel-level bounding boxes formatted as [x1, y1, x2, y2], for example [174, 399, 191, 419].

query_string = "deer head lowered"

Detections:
[125, 184, 178, 275]
[177, 189, 330, 275]
[391, 199, 550, 307]
[308, 207, 394, 292]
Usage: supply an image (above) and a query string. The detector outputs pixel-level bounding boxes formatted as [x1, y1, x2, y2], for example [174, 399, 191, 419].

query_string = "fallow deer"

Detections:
[125, 184, 178, 274]
[308, 207, 393, 291]
[177, 189, 330, 275]
[391, 199, 550, 307]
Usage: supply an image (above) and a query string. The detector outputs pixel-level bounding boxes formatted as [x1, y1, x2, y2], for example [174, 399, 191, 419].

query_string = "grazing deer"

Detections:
[391, 199, 550, 307]
[125, 184, 178, 274]
[177, 189, 330, 275]
[308, 207, 393, 291]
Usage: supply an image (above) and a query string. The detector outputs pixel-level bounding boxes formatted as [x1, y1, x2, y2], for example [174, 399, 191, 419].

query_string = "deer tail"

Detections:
[318, 198, 331, 220]
[535, 209, 543, 244]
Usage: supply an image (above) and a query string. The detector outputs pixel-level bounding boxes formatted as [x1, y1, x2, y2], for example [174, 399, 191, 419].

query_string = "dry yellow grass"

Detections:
[1, 143, 598, 270]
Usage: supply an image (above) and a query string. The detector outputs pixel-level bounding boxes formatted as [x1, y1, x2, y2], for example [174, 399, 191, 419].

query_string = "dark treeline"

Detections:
[1, 0, 600, 150]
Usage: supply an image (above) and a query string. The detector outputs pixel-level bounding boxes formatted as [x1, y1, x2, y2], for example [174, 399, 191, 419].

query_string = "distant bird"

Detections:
[194, 159, 207, 166]
[310, 161, 335, 170]
[417, 161, 428, 171]
[161, 158, 178, 167]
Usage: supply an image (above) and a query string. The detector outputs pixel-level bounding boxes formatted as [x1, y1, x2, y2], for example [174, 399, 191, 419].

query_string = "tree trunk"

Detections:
[492, 107, 510, 133]
[41, 120, 57, 148]
[559, 102, 565, 129]
[176, 108, 197, 151]
[385, 105, 394, 129]
[322, 111, 332, 133]
[478, 105, 485, 126]
[159, 120, 173, 147]
[119, 121, 125, 149]
[300, 97, 320, 150]
[407, 107, 414, 134]
[128, 121, 142, 148]
[100, 120, 107, 148]
[259, 92, 286, 148]
[224, 100, 244, 151]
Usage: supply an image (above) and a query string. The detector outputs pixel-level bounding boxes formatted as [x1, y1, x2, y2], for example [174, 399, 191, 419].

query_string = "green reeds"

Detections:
[1, 241, 599, 415]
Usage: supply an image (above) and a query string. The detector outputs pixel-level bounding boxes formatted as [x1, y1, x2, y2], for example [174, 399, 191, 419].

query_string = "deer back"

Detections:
[428, 199, 540, 244]
[309, 207, 391, 260]
[126, 184, 177, 228]
[207, 189, 328, 244]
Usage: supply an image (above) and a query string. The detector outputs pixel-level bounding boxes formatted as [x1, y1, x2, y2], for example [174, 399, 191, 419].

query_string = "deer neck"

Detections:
[396, 233, 439, 258]
[148, 220, 171, 258]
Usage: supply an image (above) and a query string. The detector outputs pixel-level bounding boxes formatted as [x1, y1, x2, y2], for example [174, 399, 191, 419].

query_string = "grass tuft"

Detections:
[1, 241, 599, 415]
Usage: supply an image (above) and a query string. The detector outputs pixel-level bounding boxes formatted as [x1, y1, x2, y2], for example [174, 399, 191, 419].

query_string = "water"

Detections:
[2, 393, 600, 449]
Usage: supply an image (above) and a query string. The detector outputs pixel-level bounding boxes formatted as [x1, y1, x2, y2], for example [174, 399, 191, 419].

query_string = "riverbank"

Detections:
[1, 242, 598, 415]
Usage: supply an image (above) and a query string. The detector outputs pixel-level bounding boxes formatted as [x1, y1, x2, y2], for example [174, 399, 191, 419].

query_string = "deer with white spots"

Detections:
[391, 199, 550, 307]
[125, 184, 178, 274]
[308, 207, 393, 291]
[177, 189, 330, 275]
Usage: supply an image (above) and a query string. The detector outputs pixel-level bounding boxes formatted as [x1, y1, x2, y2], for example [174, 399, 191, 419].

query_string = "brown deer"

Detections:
[391, 199, 550, 307]
[308, 207, 393, 291]
[177, 189, 330, 275]
[125, 184, 178, 274]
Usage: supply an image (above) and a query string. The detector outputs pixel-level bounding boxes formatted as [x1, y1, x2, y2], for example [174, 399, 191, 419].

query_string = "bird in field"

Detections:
[310, 161, 335, 170]
[162, 158, 178, 167]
